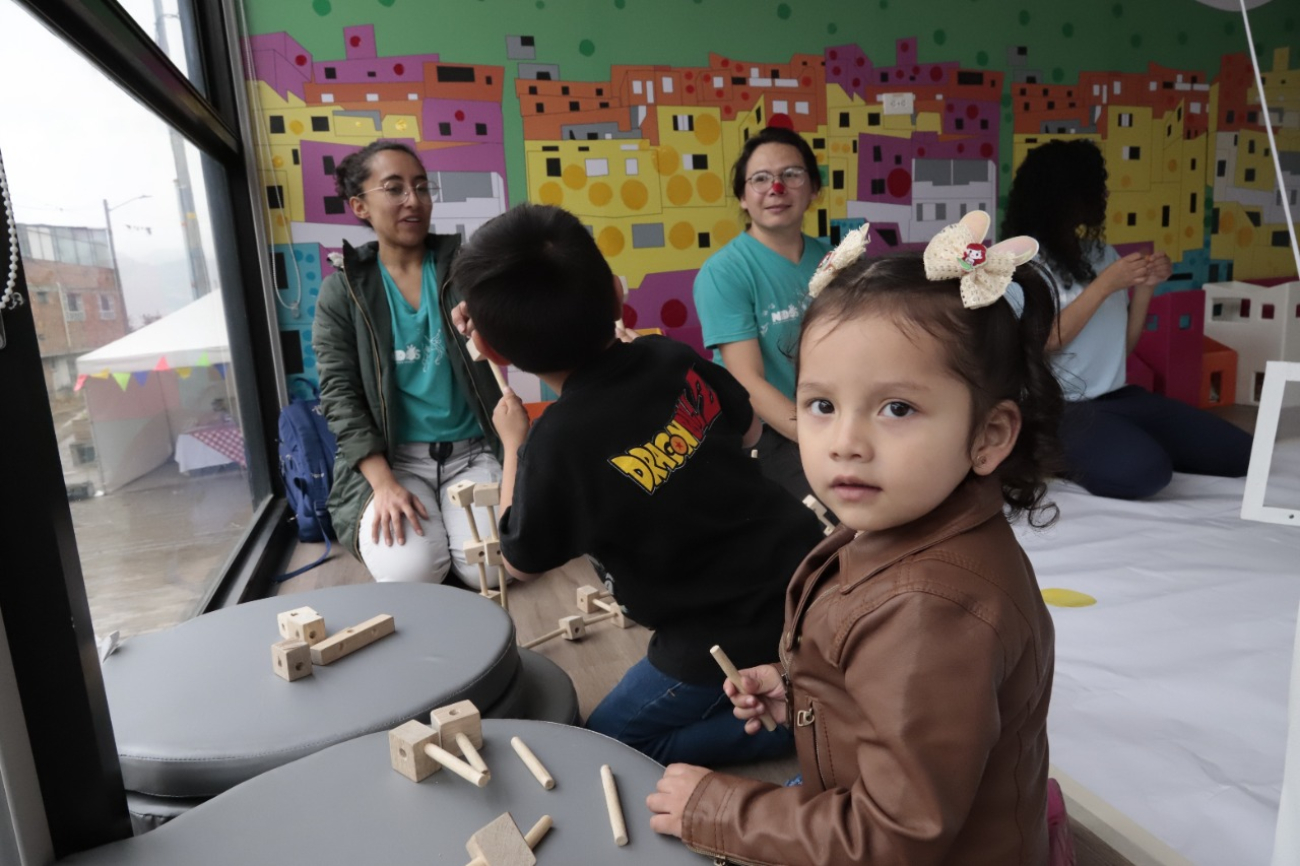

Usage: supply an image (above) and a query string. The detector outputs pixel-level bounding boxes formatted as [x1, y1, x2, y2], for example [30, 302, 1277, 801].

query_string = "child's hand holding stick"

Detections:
[710, 645, 782, 732]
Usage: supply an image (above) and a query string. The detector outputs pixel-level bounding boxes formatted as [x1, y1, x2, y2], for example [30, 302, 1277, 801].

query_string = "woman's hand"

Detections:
[646, 764, 712, 838]
[723, 663, 789, 732]
[368, 479, 429, 546]
[493, 388, 530, 452]
[1097, 252, 1150, 296]
[613, 322, 640, 343]
[1138, 252, 1172, 288]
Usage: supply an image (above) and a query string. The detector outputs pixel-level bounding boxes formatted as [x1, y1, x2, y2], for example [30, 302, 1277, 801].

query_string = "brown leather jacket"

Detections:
[682, 477, 1054, 865]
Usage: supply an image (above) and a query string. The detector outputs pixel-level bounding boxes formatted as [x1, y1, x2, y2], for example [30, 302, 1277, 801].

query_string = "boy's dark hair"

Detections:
[454, 204, 619, 374]
[729, 126, 823, 200]
[799, 254, 1065, 527]
[333, 140, 424, 228]
[1001, 139, 1108, 288]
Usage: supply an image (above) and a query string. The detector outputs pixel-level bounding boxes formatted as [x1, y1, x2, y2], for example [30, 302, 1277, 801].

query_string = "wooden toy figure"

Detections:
[448, 479, 501, 604]
[430, 699, 488, 776]
[388, 719, 488, 787]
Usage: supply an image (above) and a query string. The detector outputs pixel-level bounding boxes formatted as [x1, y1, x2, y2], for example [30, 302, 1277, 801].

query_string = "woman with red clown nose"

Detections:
[693, 126, 830, 507]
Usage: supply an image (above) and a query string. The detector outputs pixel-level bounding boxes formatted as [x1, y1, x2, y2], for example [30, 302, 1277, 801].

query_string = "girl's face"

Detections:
[739, 142, 815, 237]
[348, 149, 433, 249]
[796, 311, 999, 533]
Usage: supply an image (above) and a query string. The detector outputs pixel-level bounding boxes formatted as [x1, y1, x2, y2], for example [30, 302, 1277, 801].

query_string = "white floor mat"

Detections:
[1014, 438, 1300, 866]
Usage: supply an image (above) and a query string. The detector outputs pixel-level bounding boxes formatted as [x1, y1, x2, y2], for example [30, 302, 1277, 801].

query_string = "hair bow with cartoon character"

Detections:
[922, 211, 1038, 309]
[808, 223, 871, 298]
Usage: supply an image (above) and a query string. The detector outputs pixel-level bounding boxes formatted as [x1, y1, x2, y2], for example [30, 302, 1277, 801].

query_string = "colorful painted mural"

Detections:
[239, 0, 1299, 398]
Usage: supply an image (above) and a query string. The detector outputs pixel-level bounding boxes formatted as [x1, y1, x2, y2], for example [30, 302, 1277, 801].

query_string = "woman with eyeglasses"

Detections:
[313, 140, 503, 584]
[693, 126, 829, 505]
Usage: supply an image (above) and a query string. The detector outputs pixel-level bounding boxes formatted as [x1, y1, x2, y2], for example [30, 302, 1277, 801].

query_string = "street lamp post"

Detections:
[102, 194, 150, 329]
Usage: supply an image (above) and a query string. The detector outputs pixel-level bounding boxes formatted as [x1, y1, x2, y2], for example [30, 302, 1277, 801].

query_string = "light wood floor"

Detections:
[275, 542, 800, 787]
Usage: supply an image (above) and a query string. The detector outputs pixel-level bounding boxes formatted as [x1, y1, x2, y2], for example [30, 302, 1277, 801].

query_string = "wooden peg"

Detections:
[710, 644, 777, 732]
[309, 614, 395, 665]
[600, 764, 628, 847]
[467, 338, 510, 393]
[388, 720, 489, 787]
[519, 609, 615, 649]
[271, 639, 312, 681]
[510, 736, 555, 790]
[592, 597, 632, 629]
[464, 539, 498, 599]
[464, 814, 551, 866]
[803, 494, 836, 536]
[277, 606, 326, 645]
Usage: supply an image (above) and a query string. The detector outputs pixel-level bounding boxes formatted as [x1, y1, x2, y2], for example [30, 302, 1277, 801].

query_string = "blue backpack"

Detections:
[277, 398, 337, 580]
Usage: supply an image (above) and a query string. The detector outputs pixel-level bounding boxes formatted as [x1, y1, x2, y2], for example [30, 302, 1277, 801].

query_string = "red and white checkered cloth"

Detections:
[188, 423, 247, 468]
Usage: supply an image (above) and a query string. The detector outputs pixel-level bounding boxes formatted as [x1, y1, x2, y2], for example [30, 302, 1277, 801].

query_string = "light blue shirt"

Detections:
[380, 254, 482, 443]
[1006, 245, 1126, 401]
[693, 231, 831, 402]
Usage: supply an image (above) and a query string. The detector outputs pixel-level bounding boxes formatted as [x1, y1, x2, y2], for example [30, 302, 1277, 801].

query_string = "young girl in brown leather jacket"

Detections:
[648, 212, 1064, 865]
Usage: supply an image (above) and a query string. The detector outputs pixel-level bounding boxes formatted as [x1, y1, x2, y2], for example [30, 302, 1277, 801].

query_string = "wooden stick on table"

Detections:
[510, 736, 555, 790]
[709, 644, 777, 732]
[600, 764, 628, 847]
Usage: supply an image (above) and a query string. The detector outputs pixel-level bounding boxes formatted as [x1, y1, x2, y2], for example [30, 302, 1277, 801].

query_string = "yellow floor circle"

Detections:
[1041, 588, 1096, 608]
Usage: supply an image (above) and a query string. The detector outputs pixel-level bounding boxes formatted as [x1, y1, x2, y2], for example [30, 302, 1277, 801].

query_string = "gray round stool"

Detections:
[103, 584, 573, 831]
[61, 720, 710, 865]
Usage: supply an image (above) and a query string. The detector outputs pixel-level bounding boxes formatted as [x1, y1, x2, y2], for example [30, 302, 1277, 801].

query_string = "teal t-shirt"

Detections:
[380, 254, 482, 444]
[693, 231, 830, 402]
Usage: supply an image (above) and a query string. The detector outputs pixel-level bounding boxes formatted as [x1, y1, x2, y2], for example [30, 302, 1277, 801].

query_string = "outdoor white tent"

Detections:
[75, 292, 233, 491]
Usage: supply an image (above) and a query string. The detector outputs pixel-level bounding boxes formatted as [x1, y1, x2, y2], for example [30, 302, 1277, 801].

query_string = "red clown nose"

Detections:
[771, 181, 786, 194]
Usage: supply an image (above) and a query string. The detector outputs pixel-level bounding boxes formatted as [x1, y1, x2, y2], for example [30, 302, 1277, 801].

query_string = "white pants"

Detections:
[358, 440, 504, 587]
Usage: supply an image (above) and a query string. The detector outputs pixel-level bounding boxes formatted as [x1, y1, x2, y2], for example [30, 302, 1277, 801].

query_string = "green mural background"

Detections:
[241, 0, 1298, 209]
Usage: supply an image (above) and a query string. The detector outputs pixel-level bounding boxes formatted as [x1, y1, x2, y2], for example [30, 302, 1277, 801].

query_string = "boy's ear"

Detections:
[971, 399, 1021, 476]
[470, 330, 511, 367]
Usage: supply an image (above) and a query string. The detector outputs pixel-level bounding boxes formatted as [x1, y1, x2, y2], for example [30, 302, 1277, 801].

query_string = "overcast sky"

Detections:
[1, 0, 218, 322]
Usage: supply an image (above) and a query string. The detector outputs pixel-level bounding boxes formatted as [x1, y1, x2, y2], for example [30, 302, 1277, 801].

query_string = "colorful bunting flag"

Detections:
[133, 371, 150, 387]
[154, 357, 170, 372]
[196, 352, 212, 367]
[112, 372, 131, 391]
[74, 374, 87, 392]
[215, 363, 227, 379]
[177, 367, 193, 379]
[91, 370, 110, 380]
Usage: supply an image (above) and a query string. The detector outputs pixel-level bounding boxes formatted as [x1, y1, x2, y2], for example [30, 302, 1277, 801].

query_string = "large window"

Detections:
[1, 1, 265, 640]
[1, 0, 288, 855]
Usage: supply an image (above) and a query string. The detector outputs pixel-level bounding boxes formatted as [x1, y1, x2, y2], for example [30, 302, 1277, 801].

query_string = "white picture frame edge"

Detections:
[1241, 360, 1300, 527]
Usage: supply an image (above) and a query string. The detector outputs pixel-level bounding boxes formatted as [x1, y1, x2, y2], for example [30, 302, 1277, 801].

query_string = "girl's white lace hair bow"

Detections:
[808, 223, 871, 298]
[922, 211, 1038, 309]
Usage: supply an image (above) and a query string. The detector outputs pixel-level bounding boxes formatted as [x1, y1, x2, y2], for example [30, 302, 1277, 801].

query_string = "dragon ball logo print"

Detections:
[609, 369, 723, 493]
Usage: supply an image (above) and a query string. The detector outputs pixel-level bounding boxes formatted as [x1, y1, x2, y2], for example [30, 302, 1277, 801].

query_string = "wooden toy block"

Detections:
[465, 813, 536, 866]
[271, 639, 313, 682]
[309, 614, 395, 665]
[431, 699, 483, 751]
[510, 737, 555, 790]
[803, 494, 836, 536]
[464, 815, 552, 866]
[600, 764, 629, 847]
[448, 479, 479, 509]
[465, 539, 490, 565]
[576, 584, 612, 614]
[390, 720, 441, 782]
[710, 644, 777, 732]
[472, 482, 501, 507]
[560, 615, 586, 640]
[389, 720, 489, 787]
[277, 606, 326, 645]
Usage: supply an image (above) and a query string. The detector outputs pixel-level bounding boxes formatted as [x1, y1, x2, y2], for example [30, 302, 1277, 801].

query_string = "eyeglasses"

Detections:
[358, 182, 439, 204]
[745, 166, 810, 193]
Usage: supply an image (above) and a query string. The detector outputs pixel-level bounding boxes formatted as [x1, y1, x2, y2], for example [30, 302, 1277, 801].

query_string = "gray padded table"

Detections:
[103, 584, 521, 800]
[60, 720, 710, 865]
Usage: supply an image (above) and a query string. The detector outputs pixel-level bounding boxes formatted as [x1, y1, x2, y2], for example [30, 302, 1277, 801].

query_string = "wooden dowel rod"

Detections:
[710, 644, 777, 732]
[423, 742, 489, 787]
[455, 732, 489, 775]
[510, 736, 555, 790]
[521, 626, 563, 650]
[601, 764, 628, 847]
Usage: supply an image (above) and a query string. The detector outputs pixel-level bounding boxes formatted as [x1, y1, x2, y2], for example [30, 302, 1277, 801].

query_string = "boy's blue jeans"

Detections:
[584, 656, 793, 766]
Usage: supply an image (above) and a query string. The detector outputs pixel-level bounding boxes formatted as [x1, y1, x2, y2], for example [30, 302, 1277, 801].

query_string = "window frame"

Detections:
[2, 0, 296, 857]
